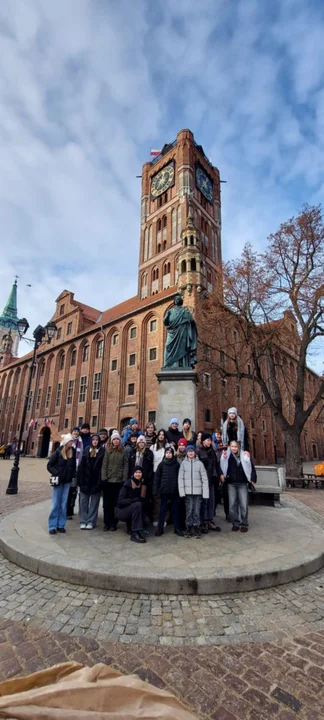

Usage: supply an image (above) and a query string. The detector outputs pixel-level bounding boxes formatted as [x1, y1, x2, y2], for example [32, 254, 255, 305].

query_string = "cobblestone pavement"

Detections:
[1, 462, 324, 717]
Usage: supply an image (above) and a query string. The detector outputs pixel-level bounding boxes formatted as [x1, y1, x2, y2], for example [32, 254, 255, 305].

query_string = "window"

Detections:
[92, 372, 101, 400]
[60, 304, 65, 316]
[79, 376, 87, 403]
[111, 359, 118, 371]
[67, 322, 72, 335]
[66, 379, 74, 405]
[45, 386, 51, 409]
[262, 419, 266, 432]
[128, 383, 135, 396]
[36, 388, 42, 410]
[57, 328, 62, 340]
[112, 333, 119, 346]
[129, 353, 136, 367]
[247, 363, 252, 377]
[82, 344, 89, 362]
[251, 418, 255, 430]
[205, 408, 211, 423]
[203, 373, 211, 390]
[149, 348, 157, 361]
[233, 329, 238, 343]
[92, 415, 97, 428]
[59, 352, 65, 371]
[27, 391, 33, 411]
[130, 326, 137, 339]
[150, 319, 157, 332]
[40, 362, 45, 377]
[78, 416, 83, 427]
[236, 384, 241, 399]
[12, 395, 17, 413]
[55, 383, 62, 408]
[148, 410, 156, 423]
[96, 339, 104, 358]
[70, 348, 76, 366]
[64, 418, 69, 429]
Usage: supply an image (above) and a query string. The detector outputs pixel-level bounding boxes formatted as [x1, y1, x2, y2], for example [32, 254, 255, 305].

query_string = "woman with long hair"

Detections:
[181, 418, 197, 446]
[101, 431, 128, 531]
[77, 434, 105, 529]
[151, 429, 168, 527]
[222, 408, 249, 452]
[47, 434, 76, 535]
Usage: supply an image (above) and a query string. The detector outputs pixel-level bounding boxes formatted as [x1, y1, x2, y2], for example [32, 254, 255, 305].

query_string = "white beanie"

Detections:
[60, 433, 74, 447]
[111, 431, 121, 441]
[228, 407, 237, 416]
[137, 434, 146, 444]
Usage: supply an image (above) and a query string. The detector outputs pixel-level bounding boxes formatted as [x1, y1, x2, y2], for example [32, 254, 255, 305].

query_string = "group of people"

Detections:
[47, 409, 257, 543]
[0, 441, 16, 459]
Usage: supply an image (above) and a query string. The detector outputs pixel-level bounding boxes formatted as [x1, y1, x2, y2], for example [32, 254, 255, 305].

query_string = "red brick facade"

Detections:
[0, 129, 323, 462]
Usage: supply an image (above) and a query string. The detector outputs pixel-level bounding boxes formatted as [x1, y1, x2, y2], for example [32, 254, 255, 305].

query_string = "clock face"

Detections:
[151, 162, 175, 199]
[196, 165, 213, 204]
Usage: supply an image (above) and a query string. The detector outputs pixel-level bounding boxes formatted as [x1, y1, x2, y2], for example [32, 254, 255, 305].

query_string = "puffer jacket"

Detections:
[153, 457, 179, 496]
[198, 446, 218, 483]
[178, 457, 209, 499]
[101, 446, 128, 483]
[47, 448, 76, 485]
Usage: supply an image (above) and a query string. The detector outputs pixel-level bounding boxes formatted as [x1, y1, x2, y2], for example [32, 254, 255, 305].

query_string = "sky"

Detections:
[0, 0, 323, 369]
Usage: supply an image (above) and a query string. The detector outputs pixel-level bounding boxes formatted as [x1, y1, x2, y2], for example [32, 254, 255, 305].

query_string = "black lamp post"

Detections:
[6, 319, 57, 495]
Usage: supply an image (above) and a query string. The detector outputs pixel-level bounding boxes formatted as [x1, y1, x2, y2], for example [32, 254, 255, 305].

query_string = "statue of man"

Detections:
[163, 294, 198, 369]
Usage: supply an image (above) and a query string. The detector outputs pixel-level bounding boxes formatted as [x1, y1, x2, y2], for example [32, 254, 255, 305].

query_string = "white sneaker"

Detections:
[80, 523, 86, 529]
[86, 523, 93, 530]
[153, 521, 158, 527]
[164, 522, 167, 528]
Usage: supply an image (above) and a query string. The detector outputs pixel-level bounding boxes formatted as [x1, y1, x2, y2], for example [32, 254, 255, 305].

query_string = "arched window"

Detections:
[82, 343, 89, 362]
[171, 209, 177, 244]
[148, 225, 153, 259]
[143, 228, 148, 261]
[70, 347, 76, 366]
[181, 260, 186, 273]
[163, 215, 167, 228]
[157, 219, 162, 232]
[167, 261, 171, 273]
[157, 243, 161, 253]
[59, 352, 65, 371]
[141, 272, 148, 300]
[177, 205, 182, 241]
[190, 258, 196, 272]
[163, 240, 167, 250]
[184, 236, 188, 246]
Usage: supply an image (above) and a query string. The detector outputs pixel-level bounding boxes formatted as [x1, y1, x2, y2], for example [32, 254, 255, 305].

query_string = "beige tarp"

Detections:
[0, 662, 197, 719]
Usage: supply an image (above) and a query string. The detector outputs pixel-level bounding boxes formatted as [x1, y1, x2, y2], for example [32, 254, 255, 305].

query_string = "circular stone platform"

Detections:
[1, 500, 324, 595]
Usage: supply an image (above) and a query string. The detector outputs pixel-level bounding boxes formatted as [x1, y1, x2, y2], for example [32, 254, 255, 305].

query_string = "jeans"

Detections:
[102, 482, 122, 528]
[79, 492, 101, 526]
[48, 483, 70, 531]
[158, 494, 179, 532]
[185, 494, 202, 528]
[228, 483, 249, 527]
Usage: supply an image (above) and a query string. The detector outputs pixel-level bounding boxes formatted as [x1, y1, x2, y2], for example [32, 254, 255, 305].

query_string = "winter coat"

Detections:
[128, 447, 154, 486]
[124, 442, 137, 459]
[121, 427, 142, 447]
[80, 432, 91, 450]
[221, 453, 257, 485]
[47, 447, 76, 485]
[117, 478, 144, 508]
[77, 446, 105, 495]
[151, 444, 166, 472]
[153, 457, 180, 497]
[198, 446, 218, 483]
[224, 420, 250, 452]
[101, 446, 128, 483]
[165, 427, 182, 447]
[178, 457, 209, 499]
[144, 432, 156, 448]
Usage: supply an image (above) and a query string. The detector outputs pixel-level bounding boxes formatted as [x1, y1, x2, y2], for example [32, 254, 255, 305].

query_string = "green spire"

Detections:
[0, 279, 18, 330]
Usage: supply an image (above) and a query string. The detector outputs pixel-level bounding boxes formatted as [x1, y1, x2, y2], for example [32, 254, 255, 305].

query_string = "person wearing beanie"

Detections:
[116, 466, 148, 543]
[198, 433, 221, 533]
[178, 445, 209, 538]
[47, 434, 76, 535]
[166, 418, 182, 448]
[77, 434, 105, 529]
[153, 446, 184, 537]
[129, 435, 154, 488]
[181, 418, 197, 446]
[98, 428, 109, 447]
[151, 429, 168, 527]
[219, 440, 257, 532]
[66, 426, 84, 520]
[222, 408, 250, 452]
[80, 422, 91, 450]
[123, 431, 139, 460]
[121, 418, 142, 447]
[101, 431, 128, 531]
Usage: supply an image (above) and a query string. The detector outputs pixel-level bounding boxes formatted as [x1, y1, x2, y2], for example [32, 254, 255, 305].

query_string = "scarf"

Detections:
[220, 449, 252, 482]
[135, 450, 144, 467]
[222, 415, 245, 446]
[73, 437, 83, 468]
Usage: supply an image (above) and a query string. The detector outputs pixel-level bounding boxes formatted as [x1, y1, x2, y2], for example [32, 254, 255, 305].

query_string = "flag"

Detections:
[34, 420, 38, 429]
[28, 419, 34, 429]
[46, 418, 51, 427]
[50, 419, 55, 425]
[150, 149, 161, 157]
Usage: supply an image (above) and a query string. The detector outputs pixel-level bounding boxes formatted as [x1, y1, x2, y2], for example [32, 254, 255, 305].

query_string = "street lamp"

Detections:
[6, 319, 57, 495]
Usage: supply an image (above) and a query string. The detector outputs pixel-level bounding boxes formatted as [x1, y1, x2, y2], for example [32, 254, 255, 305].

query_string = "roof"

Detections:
[77, 301, 101, 322]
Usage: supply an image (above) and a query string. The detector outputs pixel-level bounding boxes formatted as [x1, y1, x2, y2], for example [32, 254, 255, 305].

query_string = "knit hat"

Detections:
[60, 433, 74, 447]
[71, 426, 80, 432]
[169, 418, 179, 426]
[111, 431, 121, 442]
[182, 418, 191, 425]
[186, 445, 196, 454]
[202, 432, 212, 442]
[129, 418, 138, 426]
[90, 434, 100, 444]
[165, 444, 175, 455]
[133, 465, 143, 474]
[81, 422, 90, 430]
[137, 434, 146, 444]
[178, 438, 187, 447]
[99, 428, 108, 435]
[228, 407, 237, 416]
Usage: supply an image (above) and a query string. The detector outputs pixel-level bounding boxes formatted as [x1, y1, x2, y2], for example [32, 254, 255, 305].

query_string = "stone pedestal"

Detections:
[156, 369, 198, 430]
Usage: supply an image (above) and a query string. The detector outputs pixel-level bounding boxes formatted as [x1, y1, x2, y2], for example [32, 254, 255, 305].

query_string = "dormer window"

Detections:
[60, 304, 65, 316]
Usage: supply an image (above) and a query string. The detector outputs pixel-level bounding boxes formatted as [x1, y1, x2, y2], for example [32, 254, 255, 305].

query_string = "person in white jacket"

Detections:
[178, 445, 209, 538]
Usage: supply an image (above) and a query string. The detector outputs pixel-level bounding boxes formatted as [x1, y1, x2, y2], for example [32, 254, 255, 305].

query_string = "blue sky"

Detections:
[0, 0, 323, 368]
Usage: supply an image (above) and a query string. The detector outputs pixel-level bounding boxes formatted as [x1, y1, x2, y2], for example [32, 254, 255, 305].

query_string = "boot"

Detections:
[130, 532, 146, 544]
[194, 526, 202, 539]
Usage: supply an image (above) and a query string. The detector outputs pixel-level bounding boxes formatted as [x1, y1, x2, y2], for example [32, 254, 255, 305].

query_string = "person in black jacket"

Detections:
[153, 446, 184, 537]
[115, 466, 147, 543]
[47, 434, 76, 535]
[165, 418, 182, 447]
[180, 418, 197, 446]
[128, 437, 154, 520]
[219, 440, 257, 532]
[77, 434, 105, 529]
[198, 433, 221, 533]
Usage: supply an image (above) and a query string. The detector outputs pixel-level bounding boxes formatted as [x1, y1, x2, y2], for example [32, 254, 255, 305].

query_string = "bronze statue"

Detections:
[163, 294, 198, 369]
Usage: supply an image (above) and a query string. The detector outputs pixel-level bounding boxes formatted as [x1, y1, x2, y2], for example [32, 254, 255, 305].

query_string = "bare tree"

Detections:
[200, 204, 324, 476]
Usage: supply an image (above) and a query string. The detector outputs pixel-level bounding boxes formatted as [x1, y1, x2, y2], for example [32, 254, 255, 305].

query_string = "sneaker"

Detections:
[49, 529, 57, 535]
[86, 523, 93, 530]
[194, 526, 202, 539]
[153, 521, 158, 527]
[240, 526, 249, 533]
[130, 532, 146, 544]
[57, 527, 66, 533]
[80, 523, 86, 530]
[174, 528, 184, 537]
[232, 526, 240, 532]
[209, 522, 221, 532]
[155, 528, 164, 537]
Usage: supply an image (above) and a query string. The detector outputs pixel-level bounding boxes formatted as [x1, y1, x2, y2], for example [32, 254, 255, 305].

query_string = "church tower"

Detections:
[0, 279, 20, 367]
[138, 129, 222, 302]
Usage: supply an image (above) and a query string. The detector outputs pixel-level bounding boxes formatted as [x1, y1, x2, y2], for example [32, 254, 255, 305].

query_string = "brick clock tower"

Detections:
[138, 129, 222, 309]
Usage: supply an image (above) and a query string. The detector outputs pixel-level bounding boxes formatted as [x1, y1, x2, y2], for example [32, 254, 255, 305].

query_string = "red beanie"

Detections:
[178, 438, 187, 447]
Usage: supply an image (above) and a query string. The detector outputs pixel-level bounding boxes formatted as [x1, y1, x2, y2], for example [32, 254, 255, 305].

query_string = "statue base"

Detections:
[156, 369, 198, 431]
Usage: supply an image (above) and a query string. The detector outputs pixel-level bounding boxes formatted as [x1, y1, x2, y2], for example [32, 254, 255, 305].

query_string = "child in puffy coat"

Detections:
[153, 446, 184, 537]
[178, 445, 209, 538]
